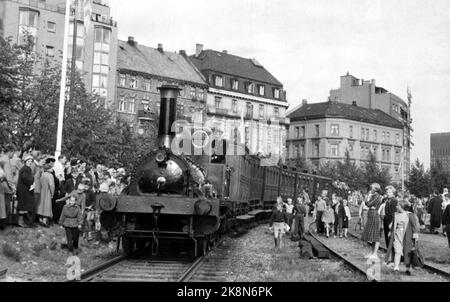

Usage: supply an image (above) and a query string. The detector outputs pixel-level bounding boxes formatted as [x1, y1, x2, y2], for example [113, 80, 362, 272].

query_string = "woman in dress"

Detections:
[361, 183, 384, 259]
[37, 159, 55, 227]
[385, 200, 420, 275]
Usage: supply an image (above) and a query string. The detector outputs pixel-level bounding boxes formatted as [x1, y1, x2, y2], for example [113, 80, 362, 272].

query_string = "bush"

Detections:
[2, 243, 22, 262]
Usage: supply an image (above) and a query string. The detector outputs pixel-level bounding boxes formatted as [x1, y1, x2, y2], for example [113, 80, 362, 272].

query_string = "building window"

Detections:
[301, 126, 305, 137]
[18, 8, 39, 47]
[274, 107, 279, 118]
[128, 76, 137, 89]
[231, 79, 239, 90]
[348, 143, 354, 153]
[300, 144, 305, 157]
[246, 82, 254, 94]
[119, 74, 126, 87]
[366, 129, 369, 141]
[361, 127, 365, 140]
[215, 96, 221, 108]
[373, 130, 377, 141]
[386, 132, 390, 143]
[315, 125, 320, 137]
[314, 144, 319, 157]
[258, 85, 265, 96]
[382, 131, 385, 142]
[118, 97, 135, 114]
[198, 90, 204, 101]
[45, 45, 54, 57]
[245, 127, 250, 147]
[295, 127, 299, 138]
[331, 124, 339, 136]
[395, 133, 400, 145]
[295, 145, 299, 158]
[330, 144, 339, 157]
[214, 75, 223, 87]
[232, 99, 237, 113]
[143, 79, 151, 91]
[349, 125, 353, 138]
[92, 26, 111, 98]
[395, 150, 400, 162]
[273, 88, 280, 99]
[246, 102, 253, 119]
[259, 104, 264, 119]
[47, 21, 56, 33]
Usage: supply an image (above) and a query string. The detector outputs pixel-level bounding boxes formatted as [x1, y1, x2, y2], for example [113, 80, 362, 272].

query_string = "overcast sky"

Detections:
[110, 0, 450, 168]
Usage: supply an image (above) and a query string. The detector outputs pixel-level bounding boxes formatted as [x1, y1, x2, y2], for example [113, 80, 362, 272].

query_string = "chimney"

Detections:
[179, 50, 187, 57]
[302, 99, 308, 105]
[157, 85, 182, 148]
[371, 79, 376, 85]
[128, 36, 136, 46]
[222, 50, 228, 54]
[352, 101, 357, 106]
[157, 43, 163, 53]
[195, 43, 203, 57]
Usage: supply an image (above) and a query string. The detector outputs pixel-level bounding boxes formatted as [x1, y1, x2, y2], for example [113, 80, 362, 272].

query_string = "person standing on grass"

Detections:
[359, 196, 369, 231]
[285, 198, 294, 231]
[383, 185, 398, 247]
[314, 196, 327, 235]
[442, 194, 450, 249]
[361, 183, 383, 259]
[37, 158, 55, 227]
[17, 155, 35, 227]
[385, 200, 420, 276]
[269, 203, 288, 250]
[428, 191, 442, 234]
[293, 197, 307, 240]
[59, 195, 83, 255]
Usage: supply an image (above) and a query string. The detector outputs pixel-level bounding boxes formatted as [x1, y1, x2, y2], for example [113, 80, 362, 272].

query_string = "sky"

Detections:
[110, 0, 450, 168]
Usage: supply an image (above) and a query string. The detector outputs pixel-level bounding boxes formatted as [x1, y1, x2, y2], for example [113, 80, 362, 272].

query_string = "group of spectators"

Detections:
[0, 145, 130, 254]
[355, 184, 450, 275]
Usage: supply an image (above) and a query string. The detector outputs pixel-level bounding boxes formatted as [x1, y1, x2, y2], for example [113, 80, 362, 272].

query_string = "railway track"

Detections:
[307, 222, 378, 281]
[77, 239, 232, 282]
[308, 221, 450, 282]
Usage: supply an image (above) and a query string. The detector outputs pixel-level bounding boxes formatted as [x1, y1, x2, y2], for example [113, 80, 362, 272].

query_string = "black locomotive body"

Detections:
[98, 84, 332, 257]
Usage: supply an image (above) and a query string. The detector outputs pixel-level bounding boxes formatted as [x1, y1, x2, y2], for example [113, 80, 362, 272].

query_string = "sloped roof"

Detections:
[288, 101, 403, 129]
[189, 50, 283, 86]
[117, 40, 207, 86]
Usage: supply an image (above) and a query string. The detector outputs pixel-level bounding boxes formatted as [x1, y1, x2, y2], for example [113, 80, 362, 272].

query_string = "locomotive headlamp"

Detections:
[155, 150, 167, 163]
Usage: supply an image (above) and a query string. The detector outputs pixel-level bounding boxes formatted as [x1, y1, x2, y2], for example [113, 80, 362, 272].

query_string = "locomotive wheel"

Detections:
[122, 236, 135, 256]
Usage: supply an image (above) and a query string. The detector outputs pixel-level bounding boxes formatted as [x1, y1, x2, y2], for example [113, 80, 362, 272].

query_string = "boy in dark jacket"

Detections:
[59, 195, 83, 255]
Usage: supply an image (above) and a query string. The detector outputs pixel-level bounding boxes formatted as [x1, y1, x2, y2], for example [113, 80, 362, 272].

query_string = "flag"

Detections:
[82, 0, 92, 36]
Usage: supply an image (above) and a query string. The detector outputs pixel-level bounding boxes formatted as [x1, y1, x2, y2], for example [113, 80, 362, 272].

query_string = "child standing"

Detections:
[322, 203, 335, 238]
[59, 195, 83, 255]
[337, 199, 351, 238]
[285, 198, 294, 231]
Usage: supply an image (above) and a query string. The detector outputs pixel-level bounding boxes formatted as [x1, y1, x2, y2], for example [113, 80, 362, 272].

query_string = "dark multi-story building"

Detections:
[430, 132, 450, 174]
[115, 37, 208, 135]
[189, 44, 289, 160]
[1, 0, 118, 107]
[287, 100, 404, 183]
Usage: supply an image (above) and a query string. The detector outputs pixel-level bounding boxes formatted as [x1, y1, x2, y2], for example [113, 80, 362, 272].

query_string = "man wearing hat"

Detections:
[37, 157, 56, 227]
[16, 155, 35, 227]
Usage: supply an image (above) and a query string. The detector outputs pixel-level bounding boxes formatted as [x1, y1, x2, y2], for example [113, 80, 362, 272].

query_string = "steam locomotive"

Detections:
[97, 85, 332, 257]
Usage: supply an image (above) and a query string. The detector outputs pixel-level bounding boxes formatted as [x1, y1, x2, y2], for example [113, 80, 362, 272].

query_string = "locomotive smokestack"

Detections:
[157, 84, 182, 148]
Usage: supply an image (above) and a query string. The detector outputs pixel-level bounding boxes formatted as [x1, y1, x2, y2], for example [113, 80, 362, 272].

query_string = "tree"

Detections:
[406, 159, 431, 197]
[286, 157, 316, 173]
[430, 160, 450, 193]
[337, 149, 364, 190]
[317, 160, 340, 180]
[362, 151, 391, 189]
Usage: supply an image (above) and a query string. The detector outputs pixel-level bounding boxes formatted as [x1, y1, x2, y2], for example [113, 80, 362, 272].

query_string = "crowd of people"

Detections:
[0, 145, 130, 254]
[268, 183, 450, 276]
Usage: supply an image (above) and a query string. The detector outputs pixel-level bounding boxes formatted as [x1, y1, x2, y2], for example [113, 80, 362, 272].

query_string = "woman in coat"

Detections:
[428, 191, 442, 234]
[17, 156, 35, 227]
[361, 183, 383, 259]
[37, 159, 55, 227]
[385, 200, 420, 275]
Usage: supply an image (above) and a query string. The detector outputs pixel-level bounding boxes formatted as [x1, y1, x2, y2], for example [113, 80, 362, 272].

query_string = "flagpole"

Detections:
[55, 0, 72, 159]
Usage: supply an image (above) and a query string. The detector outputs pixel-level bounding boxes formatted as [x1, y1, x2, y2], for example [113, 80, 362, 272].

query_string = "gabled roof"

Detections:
[117, 40, 207, 86]
[288, 101, 403, 129]
[189, 50, 283, 86]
